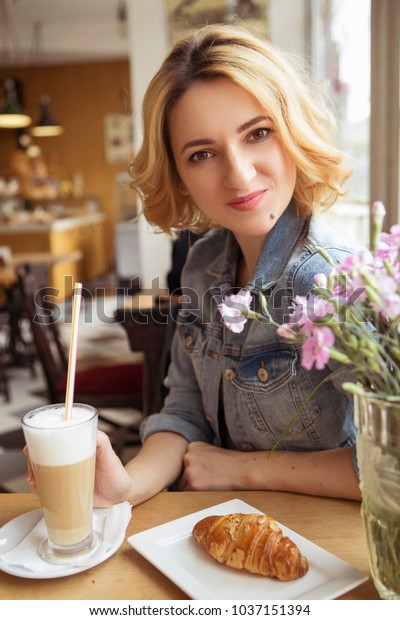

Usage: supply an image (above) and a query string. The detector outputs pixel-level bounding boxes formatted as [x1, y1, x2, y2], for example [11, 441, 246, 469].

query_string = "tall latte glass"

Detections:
[22, 403, 100, 565]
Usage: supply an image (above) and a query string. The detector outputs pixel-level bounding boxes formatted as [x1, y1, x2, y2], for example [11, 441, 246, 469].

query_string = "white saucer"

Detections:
[0, 508, 125, 579]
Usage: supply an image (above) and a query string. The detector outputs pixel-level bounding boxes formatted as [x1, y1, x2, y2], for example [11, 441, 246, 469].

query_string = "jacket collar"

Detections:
[206, 201, 309, 293]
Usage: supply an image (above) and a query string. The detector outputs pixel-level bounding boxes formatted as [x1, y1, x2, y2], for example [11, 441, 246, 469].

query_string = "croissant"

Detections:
[192, 513, 309, 581]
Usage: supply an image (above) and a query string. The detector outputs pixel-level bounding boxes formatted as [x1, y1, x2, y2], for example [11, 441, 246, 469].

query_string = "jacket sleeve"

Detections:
[139, 325, 215, 445]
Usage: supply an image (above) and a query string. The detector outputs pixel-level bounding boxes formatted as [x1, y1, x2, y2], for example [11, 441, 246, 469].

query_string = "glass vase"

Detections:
[354, 393, 400, 600]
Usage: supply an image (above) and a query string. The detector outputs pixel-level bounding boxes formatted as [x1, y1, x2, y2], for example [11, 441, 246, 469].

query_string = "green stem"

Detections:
[269, 367, 345, 455]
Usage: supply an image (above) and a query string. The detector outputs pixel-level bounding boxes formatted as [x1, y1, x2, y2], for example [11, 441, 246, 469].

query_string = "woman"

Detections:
[33, 25, 362, 504]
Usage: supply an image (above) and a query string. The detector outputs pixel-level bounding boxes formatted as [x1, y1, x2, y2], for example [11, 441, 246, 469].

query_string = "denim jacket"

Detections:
[140, 202, 358, 466]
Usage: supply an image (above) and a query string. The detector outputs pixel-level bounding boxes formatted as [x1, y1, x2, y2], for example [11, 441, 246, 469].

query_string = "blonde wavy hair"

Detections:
[130, 24, 352, 234]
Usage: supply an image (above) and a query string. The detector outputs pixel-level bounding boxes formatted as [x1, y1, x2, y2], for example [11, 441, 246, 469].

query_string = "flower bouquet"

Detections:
[219, 201, 400, 399]
[219, 201, 400, 599]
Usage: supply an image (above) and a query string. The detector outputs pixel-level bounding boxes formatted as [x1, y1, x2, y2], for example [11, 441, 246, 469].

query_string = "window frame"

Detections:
[370, 0, 400, 230]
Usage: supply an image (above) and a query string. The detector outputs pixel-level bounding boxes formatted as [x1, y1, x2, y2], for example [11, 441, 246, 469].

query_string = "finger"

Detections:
[27, 456, 34, 482]
[22, 445, 37, 488]
[96, 429, 111, 447]
[96, 429, 118, 458]
[26, 458, 39, 496]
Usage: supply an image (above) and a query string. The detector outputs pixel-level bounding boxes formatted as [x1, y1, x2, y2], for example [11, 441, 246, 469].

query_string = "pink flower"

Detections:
[300, 325, 335, 370]
[290, 294, 335, 326]
[340, 273, 368, 304]
[313, 295, 336, 322]
[314, 272, 328, 288]
[377, 238, 396, 262]
[276, 324, 298, 340]
[371, 200, 386, 225]
[291, 295, 312, 326]
[339, 249, 373, 275]
[379, 226, 400, 266]
[369, 275, 400, 320]
[218, 289, 252, 334]
[388, 224, 400, 247]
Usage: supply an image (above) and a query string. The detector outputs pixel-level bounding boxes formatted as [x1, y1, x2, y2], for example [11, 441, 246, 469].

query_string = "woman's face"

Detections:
[169, 77, 297, 242]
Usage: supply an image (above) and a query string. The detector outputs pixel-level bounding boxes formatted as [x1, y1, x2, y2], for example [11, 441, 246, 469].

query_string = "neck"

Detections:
[234, 234, 267, 288]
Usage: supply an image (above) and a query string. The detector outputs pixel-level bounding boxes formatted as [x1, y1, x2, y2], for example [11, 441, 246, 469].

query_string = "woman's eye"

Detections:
[190, 150, 212, 163]
[249, 127, 273, 142]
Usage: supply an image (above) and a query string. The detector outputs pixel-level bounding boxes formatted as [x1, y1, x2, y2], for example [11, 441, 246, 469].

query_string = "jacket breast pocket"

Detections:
[231, 347, 325, 446]
[232, 347, 298, 394]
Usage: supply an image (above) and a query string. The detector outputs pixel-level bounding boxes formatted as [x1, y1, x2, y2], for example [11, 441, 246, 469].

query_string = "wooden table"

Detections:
[0, 491, 379, 600]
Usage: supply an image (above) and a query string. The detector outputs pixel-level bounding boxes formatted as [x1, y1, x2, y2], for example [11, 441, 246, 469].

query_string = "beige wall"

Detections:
[0, 60, 132, 270]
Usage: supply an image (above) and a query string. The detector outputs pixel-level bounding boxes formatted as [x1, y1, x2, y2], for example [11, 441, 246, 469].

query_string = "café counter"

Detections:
[0, 211, 107, 298]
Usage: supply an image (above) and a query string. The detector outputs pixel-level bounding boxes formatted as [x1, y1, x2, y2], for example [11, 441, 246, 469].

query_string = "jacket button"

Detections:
[257, 367, 269, 383]
[241, 442, 254, 451]
[224, 368, 235, 381]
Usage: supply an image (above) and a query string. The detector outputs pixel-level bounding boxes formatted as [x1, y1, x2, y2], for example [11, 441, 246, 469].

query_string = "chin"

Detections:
[238, 219, 278, 237]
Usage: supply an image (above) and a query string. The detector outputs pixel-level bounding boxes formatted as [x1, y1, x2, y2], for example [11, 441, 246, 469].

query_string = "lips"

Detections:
[227, 190, 267, 211]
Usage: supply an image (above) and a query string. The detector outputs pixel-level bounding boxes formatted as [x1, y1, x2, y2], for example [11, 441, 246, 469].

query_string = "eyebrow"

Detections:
[180, 115, 268, 155]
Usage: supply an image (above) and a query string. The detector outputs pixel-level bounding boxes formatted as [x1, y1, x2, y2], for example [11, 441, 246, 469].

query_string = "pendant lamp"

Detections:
[30, 95, 64, 137]
[0, 78, 32, 129]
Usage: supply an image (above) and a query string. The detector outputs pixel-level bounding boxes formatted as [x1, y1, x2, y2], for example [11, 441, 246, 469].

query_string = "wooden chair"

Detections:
[0, 352, 9, 402]
[114, 230, 198, 418]
[115, 297, 180, 418]
[16, 263, 145, 458]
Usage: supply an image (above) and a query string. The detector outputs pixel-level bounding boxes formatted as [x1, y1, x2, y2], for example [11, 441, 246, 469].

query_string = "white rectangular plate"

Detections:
[128, 499, 368, 600]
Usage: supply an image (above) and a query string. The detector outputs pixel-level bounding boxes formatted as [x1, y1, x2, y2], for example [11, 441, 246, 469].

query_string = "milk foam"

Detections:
[23, 405, 97, 466]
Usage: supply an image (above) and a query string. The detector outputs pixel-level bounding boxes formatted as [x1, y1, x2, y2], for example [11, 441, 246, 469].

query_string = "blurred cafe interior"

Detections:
[0, 0, 399, 491]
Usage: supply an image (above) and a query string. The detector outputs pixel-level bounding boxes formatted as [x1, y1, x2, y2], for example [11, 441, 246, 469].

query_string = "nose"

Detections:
[223, 151, 256, 190]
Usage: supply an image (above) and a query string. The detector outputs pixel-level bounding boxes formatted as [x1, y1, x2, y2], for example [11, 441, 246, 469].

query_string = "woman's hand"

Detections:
[179, 441, 249, 491]
[179, 442, 361, 500]
[93, 431, 135, 507]
[23, 432, 133, 507]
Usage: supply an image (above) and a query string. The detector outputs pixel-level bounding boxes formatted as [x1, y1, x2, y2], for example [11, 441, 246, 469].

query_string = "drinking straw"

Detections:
[65, 282, 83, 421]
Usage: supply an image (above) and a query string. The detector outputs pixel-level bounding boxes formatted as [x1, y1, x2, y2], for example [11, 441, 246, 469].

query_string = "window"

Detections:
[308, 0, 371, 246]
